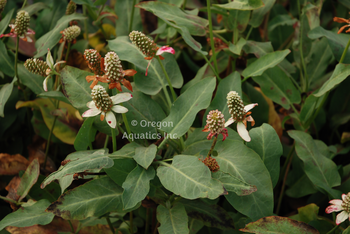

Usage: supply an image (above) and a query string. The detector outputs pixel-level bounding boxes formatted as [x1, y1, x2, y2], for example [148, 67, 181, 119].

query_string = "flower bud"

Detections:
[84, 49, 104, 76]
[0, 0, 6, 15]
[24, 58, 49, 77]
[91, 85, 113, 113]
[104, 52, 124, 83]
[129, 31, 158, 57]
[14, 10, 30, 37]
[202, 156, 220, 172]
[227, 91, 245, 122]
[62, 25, 80, 42]
[66, 1, 77, 15]
[206, 110, 225, 135]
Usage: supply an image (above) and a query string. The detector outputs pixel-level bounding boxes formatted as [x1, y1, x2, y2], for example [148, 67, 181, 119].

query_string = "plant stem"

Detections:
[297, 0, 308, 92]
[326, 224, 340, 234]
[129, 211, 134, 233]
[129, 0, 137, 33]
[241, 76, 250, 83]
[145, 208, 150, 234]
[106, 217, 115, 234]
[206, 136, 218, 158]
[213, 32, 228, 44]
[245, 26, 253, 40]
[156, 56, 176, 101]
[340, 38, 350, 63]
[65, 42, 71, 63]
[182, 0, 187, 9]
[21, 0, 27, 9]
[83, 5, 89, 41]
[206, 0, 219, 75]
[202, 55, 221, 82]
[68, 220, 75, 233]
[157, 137, 168, 153]
[0, 195, 22, 205]
[111, 127, 117, 152]
[104, 134, 109, 148]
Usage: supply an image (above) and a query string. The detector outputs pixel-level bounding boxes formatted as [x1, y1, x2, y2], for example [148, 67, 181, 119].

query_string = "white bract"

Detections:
[43, 49, 66, 91]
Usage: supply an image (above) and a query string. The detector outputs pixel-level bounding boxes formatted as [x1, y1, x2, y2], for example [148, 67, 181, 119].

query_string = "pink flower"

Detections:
[0, 24, 35, 42]
[326, 193, 350, 225]
[202, 110, 228, 141]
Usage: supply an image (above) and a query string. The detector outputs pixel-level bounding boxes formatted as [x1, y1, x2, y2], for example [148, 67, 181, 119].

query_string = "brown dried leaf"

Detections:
[0, 153, 29, 175]
[66, 49, 89, 71]
[5, 176, 21, 210]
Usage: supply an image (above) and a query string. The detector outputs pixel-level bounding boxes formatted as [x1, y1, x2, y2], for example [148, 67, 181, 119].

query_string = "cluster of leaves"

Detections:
[1, 0, 350, 234]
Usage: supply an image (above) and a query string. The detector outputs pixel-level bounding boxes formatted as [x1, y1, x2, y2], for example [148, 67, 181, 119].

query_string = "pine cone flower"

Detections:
[201, 156, 220, 172]
[24, 58, 49, 77]
[225, 91, 258, 142]
[334, 15, 350, 34]
[59, 25, 80, 44]
[326, 192, 350, 225]
[0, 0, 7, 16]
[84, 49, 107, 89]
[82, 85, 133, 128]
[202, 110, 228, 141]
[66, 1, 77, 15]
[129, 30, 175, 76]
[0, 10, 35, 42]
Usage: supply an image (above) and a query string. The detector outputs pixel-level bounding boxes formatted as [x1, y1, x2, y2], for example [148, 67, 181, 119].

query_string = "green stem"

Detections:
[83, 5, 89, 41]
[65, 42, 71, 63]
[43, 100, 59, 170]
[156, 56, 177, 101]
[297, 0, 308, 92]
[111, 127, 117, 152]
[129, 0, 137, 33]
[245, 26, 253, 40]
[340, 38, 350, 63]
[130, 211, 134, 233]
[157, 137, 169, 153]
[291, 104, 300, 119]
[202, 55, 221, 82]
[182, 0, 187, 9]
[206, 0, 219, 75]
[104, 134, 109, 148]
[68, 220, 75, 233]
[75, 223, 82, 234]
[326, 224, 340, 234]
[241, 76, 250, 83]
[106, 217, 115, 234]
[213, 32, 228, 44]
[0, 195, 22, 205]
[206, 136, 218, 158]
[21, 0, 27, 9]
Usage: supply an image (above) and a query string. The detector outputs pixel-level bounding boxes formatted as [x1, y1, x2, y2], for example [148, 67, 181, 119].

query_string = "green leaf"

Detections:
[290, 203, 319, 224]
[179, 199, 235, 230]
[313, 63, 350, 97]
[74, 117, 96, 151]
[157, 155, 225, 199]
[225, 10, 250, 33]
[46, 176, 126, 220]
[250, 0, 276, 28]
[246, 124, 282, 188]
[18, 64, 45, 95]
[0, 77, 16, 118]
[0, 9, 14, 35]
[203, 72, 242, 124]
[108, 142, 139, 159]
[41, 149, 113, 188]
[17, 159, 40, 202]
[122, 166, 155, 210]
[0, 200, 54, 231]
[215, 140, 273, 221]
[105, 158, 137, 186]
[214, 0, 264, 10]
[35, 13, 86, 58]
[252, 66, 301, 109]
[288, 130, 341, 197]
[21, 2, 49, 16]
[28, 175, 61, 203]
[228, 38, 246, 55]
[115, 0, 142, 36]
[38, 91, 70, 104]
[212, 171, 257, 196]
[242, 49, 290, 78]
[108, 36, 183, 95]
[300, 93, 326, 127]
[157, 204, 189, 234]
[160, 77, 216, 138]
[0, 40, 14, 77]
[240, 216, 319, 234]
[268, 14, 297, 32]
[133, 145, 157, 169]
[136, 1, 208, 36]
[73, 0, 95, 6]
[308, 26, 350, 63]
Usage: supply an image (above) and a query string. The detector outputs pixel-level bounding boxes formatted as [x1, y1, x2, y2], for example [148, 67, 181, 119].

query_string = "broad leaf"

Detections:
[18, 64, 45, 95]
[122, 166, 155, 210]
[157, 155, 225, 199]
[242, 49, 290, 78]
[268, 14, 297, 32]
[226, 10, 250, 33]
[104, 158, 137, 186]
[300, 93, 326, 127]
[29, 175, 61, 203]
[288, 130, 341, 198]
[35, 13, 86, 58]
[247, 124, 282, 187]
[41, 149, 113, 188]
[0, 200, 54, 231]
[250, 0, 276, 28]
[0, 40, 14, 77]
[22, 2, 49, 15]
[115, 0, 142, 36]
[161, 77, 216, 138]
[228, 38, 246, 55]
[240, 216, 319, 234]
[134, 144, 157, 169]
[0, 9, 15, 35]
[214, 0, 264, 10]
[108, 36, 183, 95]
[313, 63, 350, 97]
[252, 66, 301, 109]
[74, 117, 96, 151]
[38, 91, 70, 104]
[46, 176, 126, 220]
[212, 171, 257, 196]
[0, 77, 17, 118]
[157, 204, 189, 234]
[17, 159, 40, 202]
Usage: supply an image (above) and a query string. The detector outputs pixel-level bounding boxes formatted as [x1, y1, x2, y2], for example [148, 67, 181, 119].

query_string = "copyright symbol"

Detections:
[131, 120, 137, 126]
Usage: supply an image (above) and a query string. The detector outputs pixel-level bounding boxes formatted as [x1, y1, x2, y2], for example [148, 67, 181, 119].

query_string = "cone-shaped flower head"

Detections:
[0, 10, 35, 42]
[201, 156, 220, 172]
[60, 25, 80, 43]
[24, 58, 49, 77]
[225, 91, 257, 142]
[326, 192, 350, 225]
[82, 85, 132, 128]
[104, 52, 124, 83]
[66, 1, 77, 15]
[203, 110, 228, 141]
[0, 0, 7, 15]
[84, 49, 105, 76]
[129, 31, 158, 58]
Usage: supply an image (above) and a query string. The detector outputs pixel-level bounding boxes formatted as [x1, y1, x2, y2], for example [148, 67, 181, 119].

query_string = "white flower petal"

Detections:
[26, 35, 33, 43]
[336, 211, 349, 225]
[46, 49, 54, 67]
[244, 103, 258, 112]
[224, 117, 235, 127]
[110, 92, 133, 104]
[342, 194, 347, 201]
[329, 199, 343, 206]
[105, 111, 116, 128]
[43, 76, 50, 91]
[112, 105, 128, 113]
[156, 46, 175, 56]
[326, 204, 343, 214]
[87, 101, 96, 109]
[54, 61, 66, 67]
[82, 108, 101, 117]
[237, 122, 251, 142]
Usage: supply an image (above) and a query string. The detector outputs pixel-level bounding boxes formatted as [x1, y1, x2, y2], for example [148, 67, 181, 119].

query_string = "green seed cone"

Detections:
[24, 58, 49, 77]
[129, 31, 158, 57]
[91, 85, 113, 113]
[66, 1, 77, 15]
[227, 91, 245, 122]
[104, 52, 124, 83]
[14, 10, 30, 36]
